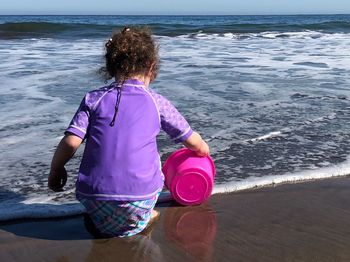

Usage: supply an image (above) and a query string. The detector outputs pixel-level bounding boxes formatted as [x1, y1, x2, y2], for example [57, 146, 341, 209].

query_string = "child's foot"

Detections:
[140, 210, 160, 237]
[150, 209, 160, 222]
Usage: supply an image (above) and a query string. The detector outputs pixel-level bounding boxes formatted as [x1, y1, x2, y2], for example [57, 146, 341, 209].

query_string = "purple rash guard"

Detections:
[66, 79, 193, 201]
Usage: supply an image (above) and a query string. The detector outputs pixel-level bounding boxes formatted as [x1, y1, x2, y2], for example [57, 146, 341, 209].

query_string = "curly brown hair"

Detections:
[100, 27, 159, 83]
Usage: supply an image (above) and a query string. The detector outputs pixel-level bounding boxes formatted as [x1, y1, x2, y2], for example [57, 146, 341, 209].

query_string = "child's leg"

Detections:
[83, 213, 104, 239]
[77, 190, 162, 238]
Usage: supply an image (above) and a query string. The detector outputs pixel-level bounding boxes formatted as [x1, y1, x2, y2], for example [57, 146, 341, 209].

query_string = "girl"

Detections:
[48, 27, 210, 238]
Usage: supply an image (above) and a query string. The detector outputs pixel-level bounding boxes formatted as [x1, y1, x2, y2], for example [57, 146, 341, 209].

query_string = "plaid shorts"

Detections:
[77, 191, 161, 238]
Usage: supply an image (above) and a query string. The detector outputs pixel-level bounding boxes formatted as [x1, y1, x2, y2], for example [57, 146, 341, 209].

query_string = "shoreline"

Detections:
[2, 174, 350, 223]
[1, 175, 350, 261]
[216, 173, 350, 194]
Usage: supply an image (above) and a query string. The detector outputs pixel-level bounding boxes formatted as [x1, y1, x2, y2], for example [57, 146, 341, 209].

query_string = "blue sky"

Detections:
[1, 0, 350, 15]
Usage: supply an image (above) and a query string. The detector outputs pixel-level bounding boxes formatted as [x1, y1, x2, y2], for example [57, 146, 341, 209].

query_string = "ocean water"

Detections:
[1, 15, 350, 220]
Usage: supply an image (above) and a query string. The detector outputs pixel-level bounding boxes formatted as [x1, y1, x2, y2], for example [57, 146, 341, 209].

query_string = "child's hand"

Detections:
[48, 167, 67, 192]
[195, 141, 210, 157]
[183, 132, 210, 157]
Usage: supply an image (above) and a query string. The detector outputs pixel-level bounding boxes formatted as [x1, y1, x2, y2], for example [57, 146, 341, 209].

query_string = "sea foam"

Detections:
[0, 159, 349, 222]
[213, 155, 350, 194]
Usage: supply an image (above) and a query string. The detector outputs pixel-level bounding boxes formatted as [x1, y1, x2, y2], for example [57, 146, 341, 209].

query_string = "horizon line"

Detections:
[0, 13, 350, 16]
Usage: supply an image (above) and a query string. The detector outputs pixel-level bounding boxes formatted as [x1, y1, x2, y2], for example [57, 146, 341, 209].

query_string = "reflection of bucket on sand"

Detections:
[164, 205, 217, 260]
[162, 148, 216, 206]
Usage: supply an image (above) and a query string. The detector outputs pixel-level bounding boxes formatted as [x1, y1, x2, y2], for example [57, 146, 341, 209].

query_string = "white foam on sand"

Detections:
[1, 159, 350, 222]
[213, 155, 350, 194]
[0, 197, 85, 221]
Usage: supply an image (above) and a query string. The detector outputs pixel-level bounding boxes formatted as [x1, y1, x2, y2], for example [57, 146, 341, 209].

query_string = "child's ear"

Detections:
[148, 62, 157, 82]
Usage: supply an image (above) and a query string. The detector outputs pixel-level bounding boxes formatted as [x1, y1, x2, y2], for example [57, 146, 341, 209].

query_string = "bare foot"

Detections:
[140, 209, 160, 236]
[150, 209, 160, 222]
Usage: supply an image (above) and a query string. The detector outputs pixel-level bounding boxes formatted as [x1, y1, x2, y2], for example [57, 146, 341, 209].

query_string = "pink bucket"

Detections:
[162, 148, 216, 206]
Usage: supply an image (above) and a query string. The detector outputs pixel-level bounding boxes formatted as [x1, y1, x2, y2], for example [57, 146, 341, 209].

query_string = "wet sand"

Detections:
[1, 176, 350, 262]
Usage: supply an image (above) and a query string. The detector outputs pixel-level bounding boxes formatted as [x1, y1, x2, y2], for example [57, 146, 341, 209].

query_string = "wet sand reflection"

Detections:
[163, 204, 217, 261]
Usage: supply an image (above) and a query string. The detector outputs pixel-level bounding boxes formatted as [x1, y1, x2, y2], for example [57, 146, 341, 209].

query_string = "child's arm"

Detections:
[182, 131, 210, 157]
[48, 134, 82, 192]
[147, 90, 210, 156]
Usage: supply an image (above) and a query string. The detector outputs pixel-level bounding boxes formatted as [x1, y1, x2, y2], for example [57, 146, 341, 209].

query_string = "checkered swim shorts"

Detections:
[77, 191, 161, 238]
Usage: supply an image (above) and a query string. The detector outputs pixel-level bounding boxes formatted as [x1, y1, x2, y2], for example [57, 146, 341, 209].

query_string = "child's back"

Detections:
[70, 79, 179, 200]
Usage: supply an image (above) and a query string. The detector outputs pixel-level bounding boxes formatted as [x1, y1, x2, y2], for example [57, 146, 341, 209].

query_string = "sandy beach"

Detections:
[1, 176, 350, 262]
